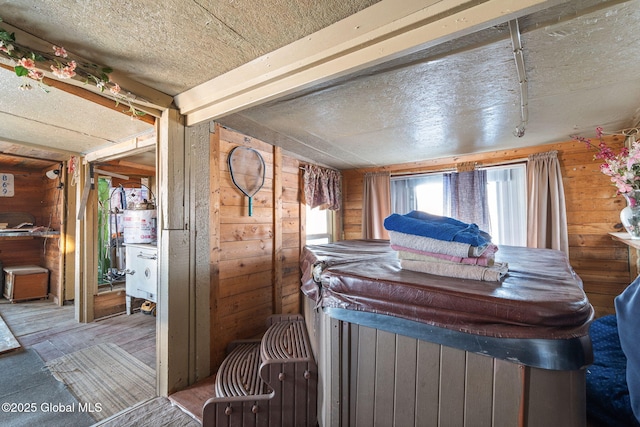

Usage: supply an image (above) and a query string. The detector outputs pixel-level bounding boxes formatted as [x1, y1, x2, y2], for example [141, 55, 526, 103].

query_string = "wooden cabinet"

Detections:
[3, 265, 49, 302]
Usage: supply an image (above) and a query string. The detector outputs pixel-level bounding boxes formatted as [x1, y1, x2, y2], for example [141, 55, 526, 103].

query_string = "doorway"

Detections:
[90, 146, 158, 319]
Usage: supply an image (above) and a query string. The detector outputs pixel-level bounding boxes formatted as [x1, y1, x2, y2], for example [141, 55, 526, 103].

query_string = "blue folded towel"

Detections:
[405, 210, 493, 242]
[383, 211, 491, 247]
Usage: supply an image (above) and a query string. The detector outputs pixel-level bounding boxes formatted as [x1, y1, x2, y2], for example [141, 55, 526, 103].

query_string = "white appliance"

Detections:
[125, 243, 157, 315]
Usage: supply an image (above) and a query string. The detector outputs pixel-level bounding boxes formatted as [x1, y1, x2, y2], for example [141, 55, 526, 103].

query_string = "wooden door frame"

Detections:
[74, 162, 97, 323]
[72, 106, 211, 397]
[155, 108, 211, 395]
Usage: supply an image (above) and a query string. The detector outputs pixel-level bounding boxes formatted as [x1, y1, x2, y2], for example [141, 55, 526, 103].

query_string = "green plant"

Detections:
[97, 178, 112, 284]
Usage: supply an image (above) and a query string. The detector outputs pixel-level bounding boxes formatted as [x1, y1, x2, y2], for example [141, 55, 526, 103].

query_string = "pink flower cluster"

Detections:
[17, 57, 43, 80]
[576, 127, 640, 195]
[50, 46, 75, 78]
[109, 82, 120, 95]
[50, 59, 76, 79]
[53, 45, 67, 58]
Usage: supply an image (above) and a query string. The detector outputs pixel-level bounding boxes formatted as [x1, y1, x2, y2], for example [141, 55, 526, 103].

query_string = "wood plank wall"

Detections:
[209, 125, 303, 370]
[342, 136, 630, 317]
[0, 167, 64, 302]
[0, 168, 46, 225]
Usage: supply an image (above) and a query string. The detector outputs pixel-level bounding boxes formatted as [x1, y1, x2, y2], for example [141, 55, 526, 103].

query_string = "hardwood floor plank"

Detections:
[0, 294, 162, 425]
[0, 299, 156, 369]
[30, 339, 66, 361]
[169, 375, 216, 422]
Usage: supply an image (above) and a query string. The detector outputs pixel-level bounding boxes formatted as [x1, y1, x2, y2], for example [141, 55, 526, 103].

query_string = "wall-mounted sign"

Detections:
[1, 173, 14, 197]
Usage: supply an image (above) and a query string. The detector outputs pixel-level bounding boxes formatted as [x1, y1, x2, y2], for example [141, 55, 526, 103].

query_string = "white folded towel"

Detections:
[388, 230, 487, 258]
[400, 259, 508, 282]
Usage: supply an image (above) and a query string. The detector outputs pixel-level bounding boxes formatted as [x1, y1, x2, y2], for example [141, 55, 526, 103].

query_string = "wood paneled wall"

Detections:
[281, 155, 305, 313]
[342, 136, 631, 317]
[0, 169, 46, 223]
[0, 166, 64, 302]
[209, 125, 303, 370]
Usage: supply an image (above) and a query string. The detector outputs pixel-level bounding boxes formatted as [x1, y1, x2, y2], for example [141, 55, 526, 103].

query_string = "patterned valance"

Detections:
[302, 164, 342, 211]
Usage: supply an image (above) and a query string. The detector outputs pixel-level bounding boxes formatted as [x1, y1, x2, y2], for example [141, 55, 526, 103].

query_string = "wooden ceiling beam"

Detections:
[176, 0, 567, 126]
[95, 161, 155, 177]
[0, 63, 156, 125]
[83, 133, 155, 164]
[0, 22, 172, 118]
[108, 159, 155, 173]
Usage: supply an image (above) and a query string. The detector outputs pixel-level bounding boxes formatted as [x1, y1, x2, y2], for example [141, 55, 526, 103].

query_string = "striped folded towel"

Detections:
[391, 245, 498, 267]
[394, 247, 496, 266]
[400, 258, 508, 282]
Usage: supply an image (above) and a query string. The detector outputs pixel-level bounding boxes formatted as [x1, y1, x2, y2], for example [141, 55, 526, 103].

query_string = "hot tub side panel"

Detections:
[305, 299, 586, 427]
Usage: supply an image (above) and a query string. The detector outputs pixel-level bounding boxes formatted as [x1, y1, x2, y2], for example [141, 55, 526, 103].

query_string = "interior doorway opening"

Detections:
[97, 178, 156, 294]
[90, 143, 157, 320]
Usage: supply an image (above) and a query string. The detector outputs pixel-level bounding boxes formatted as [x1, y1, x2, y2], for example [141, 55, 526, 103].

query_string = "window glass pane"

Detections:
[415, 178, 444, 216]
[306, 205, 332, 244]
[391, 174, 443, 215]
[306, 237, 330, 245]
[307, 206, 329, 235]
[390, 164, 527, 247]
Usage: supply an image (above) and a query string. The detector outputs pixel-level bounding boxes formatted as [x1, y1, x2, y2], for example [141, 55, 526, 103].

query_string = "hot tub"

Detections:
[301, 240, 594, 426]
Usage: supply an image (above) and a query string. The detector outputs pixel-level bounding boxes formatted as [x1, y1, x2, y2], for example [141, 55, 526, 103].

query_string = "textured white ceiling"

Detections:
[0, 67, 153, 154]
[0, 0, 378, 96]
[0, 0, 378, 164]
[218, 0, 640, 168]
[0, 0, 639, 170]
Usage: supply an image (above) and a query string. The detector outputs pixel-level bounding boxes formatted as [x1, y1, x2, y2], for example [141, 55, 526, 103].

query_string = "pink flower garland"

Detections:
[1, 16, 144, 118]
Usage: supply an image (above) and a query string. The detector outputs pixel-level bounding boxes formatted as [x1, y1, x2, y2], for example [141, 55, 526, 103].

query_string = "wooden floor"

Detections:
[0, 298, 217, 425]
[0, 299, 156, 369]
[169, 375, 216, 423]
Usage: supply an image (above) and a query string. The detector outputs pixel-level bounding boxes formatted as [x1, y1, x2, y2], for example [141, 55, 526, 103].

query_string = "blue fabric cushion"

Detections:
[616, 276, 640, 424]
[587, 314, 640, 426]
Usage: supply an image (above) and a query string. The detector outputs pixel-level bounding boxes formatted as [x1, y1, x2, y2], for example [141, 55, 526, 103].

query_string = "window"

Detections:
[305, 205, 333, 244]
[485, 165, 527, 246]
[390, 164, 527, 246]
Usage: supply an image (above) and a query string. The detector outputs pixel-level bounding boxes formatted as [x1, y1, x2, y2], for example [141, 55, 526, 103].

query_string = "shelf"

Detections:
[0, 230, 60, 240]
[609, 232, 640, 250]
[609, 232, 640, 278]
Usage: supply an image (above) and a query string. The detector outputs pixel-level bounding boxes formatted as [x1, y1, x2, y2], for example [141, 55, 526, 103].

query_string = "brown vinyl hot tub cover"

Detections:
[301, 240, 594, 340]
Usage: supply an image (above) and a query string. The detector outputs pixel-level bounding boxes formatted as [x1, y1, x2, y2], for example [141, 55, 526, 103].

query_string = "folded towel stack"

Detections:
[383, 211, 508, 282]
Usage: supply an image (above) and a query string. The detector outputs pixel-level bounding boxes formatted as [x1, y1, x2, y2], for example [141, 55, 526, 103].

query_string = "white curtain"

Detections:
[486, 166, 527, 246]
[527, 151, 569, 254]
[362, 172, 391, 239]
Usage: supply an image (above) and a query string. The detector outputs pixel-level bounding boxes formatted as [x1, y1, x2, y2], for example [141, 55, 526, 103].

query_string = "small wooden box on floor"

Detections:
[3, 265, 49, 302]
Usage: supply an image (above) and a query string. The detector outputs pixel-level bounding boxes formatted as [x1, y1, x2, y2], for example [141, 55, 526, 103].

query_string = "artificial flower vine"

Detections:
[0, 17, 143, 118]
